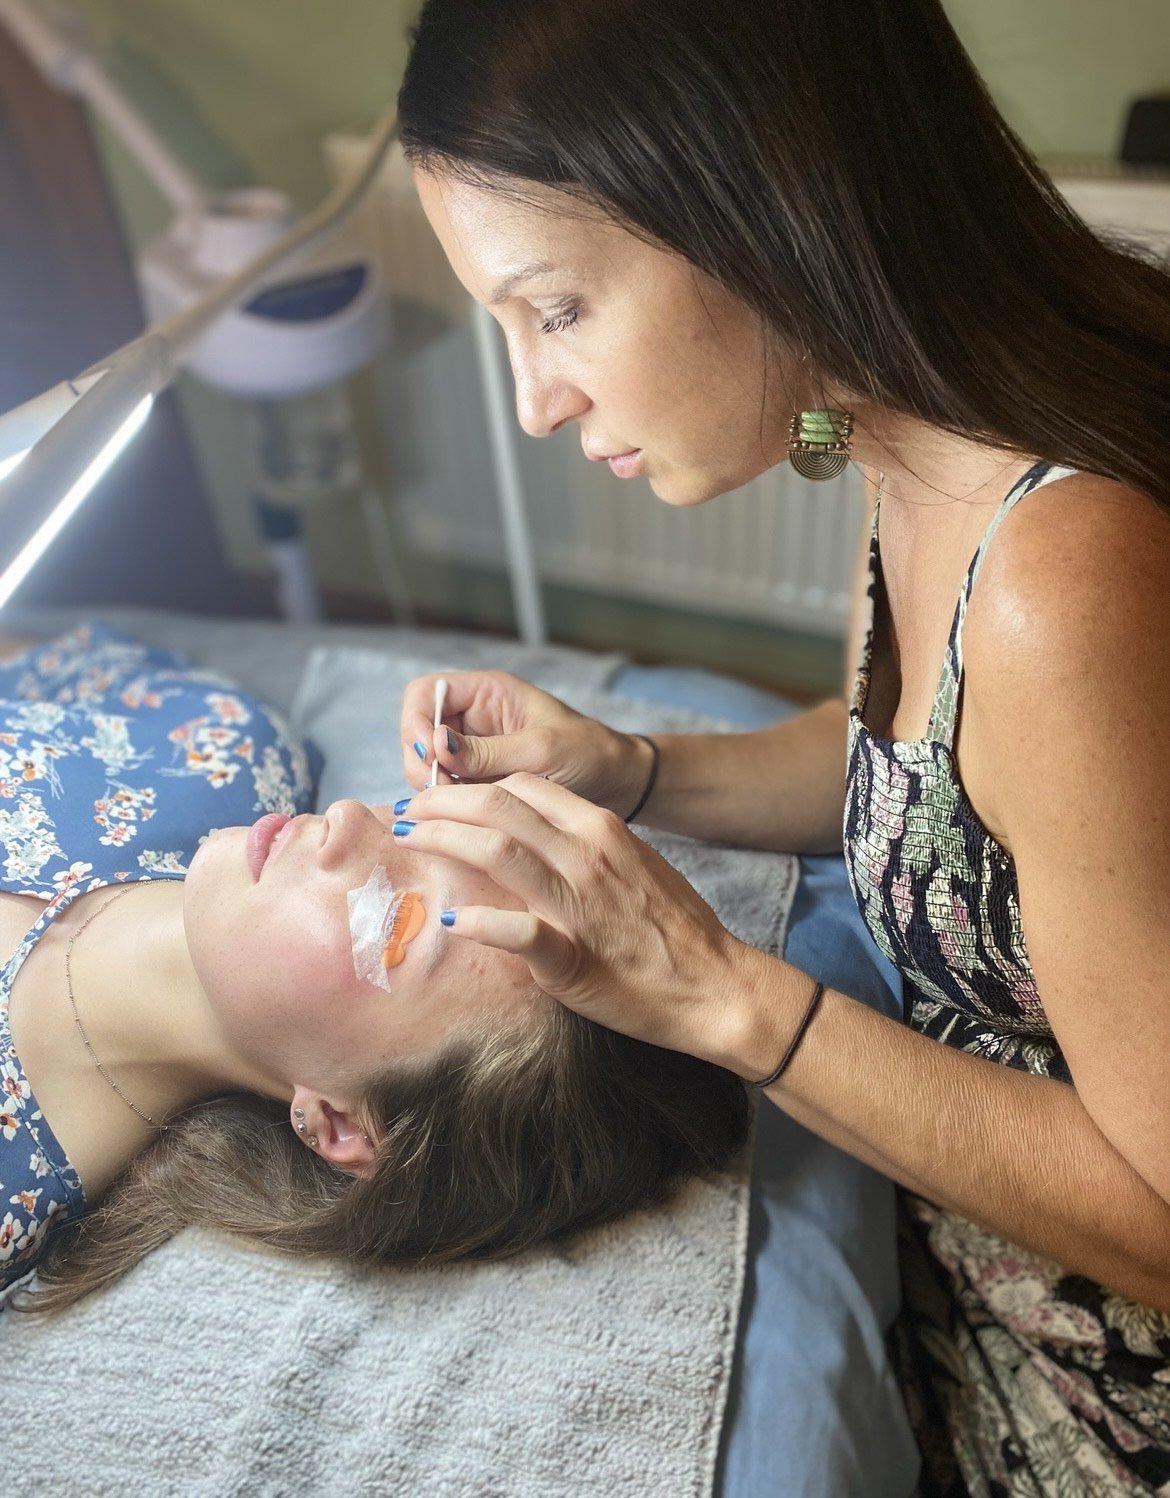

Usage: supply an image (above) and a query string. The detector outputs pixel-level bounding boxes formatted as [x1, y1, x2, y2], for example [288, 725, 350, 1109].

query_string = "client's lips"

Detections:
[247, 813, 291, 882]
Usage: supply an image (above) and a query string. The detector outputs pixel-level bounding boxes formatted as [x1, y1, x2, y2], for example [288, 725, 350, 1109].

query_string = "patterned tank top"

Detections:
[842, 461, 1170, 1496]
[844, 460, 1078, 1080]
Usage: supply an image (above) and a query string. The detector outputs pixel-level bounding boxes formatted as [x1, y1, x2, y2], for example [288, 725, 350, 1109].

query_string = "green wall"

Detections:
[45, 0, 1170, 692]
[948, 0, 1167, 158]
[72, 0, 1169, 211]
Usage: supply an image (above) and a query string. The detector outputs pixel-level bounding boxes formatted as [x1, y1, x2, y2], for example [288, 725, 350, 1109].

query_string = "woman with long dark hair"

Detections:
[393, 0, 1170, 1490]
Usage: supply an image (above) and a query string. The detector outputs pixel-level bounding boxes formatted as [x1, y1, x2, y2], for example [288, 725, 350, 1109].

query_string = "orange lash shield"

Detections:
[382, 891, 427, 969]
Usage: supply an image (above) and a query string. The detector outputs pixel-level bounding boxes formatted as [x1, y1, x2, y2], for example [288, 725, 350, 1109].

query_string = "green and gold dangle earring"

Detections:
[787, 409, 854, 480]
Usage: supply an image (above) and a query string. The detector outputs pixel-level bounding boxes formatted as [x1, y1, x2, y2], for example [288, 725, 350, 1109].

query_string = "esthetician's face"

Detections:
[183, 799, 538, 1098]
[414, 169, 795, 505]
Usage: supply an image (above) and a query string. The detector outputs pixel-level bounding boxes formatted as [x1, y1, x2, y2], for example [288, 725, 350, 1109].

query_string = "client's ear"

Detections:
[290, 1087, 378, 1177]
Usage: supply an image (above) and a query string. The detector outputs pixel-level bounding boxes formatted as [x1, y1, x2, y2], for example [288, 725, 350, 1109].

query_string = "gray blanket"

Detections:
[0, 617, 799, 1498]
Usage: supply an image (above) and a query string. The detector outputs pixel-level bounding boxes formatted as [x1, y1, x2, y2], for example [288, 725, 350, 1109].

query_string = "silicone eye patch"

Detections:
[382, 890, 426, 969]
[347, 865, 427, 991]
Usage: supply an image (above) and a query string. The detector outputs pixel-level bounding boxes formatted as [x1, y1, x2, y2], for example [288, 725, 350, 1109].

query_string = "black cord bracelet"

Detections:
[624, 734, 660, 823]
[754, 980, 826, 1088]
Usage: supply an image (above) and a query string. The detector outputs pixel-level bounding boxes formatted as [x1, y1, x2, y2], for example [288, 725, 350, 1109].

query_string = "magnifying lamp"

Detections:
[0, 0, 547, 641]
[0, 0, 398, 614]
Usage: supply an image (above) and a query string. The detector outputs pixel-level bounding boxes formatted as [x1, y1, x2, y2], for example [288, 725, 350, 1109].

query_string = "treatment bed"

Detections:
[0, 606, 919, 1498]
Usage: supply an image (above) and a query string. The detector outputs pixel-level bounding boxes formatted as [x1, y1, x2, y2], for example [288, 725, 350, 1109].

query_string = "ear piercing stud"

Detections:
[294, 1109, 371, 1152]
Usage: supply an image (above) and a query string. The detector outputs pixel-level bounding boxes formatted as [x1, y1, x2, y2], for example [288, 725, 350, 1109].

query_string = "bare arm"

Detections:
[730, 954, 1170, 1313]
[637, 697, 849, 853]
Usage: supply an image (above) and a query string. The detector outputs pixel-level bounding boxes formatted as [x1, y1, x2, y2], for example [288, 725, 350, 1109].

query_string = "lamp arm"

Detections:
[1, 344, 162, 509]
[0, 8, 401, 606]
[0, 370, 107, 466]
[0, 106, 399, 517]
[0, 0, 206, 213]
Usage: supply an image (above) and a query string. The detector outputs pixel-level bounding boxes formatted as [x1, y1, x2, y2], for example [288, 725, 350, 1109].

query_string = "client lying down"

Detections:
[0, 625, 748, 1310]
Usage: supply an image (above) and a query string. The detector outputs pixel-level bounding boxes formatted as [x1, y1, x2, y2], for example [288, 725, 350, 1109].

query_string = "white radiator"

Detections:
[400, 416, 864, 636]
[324, 133, 863, 639]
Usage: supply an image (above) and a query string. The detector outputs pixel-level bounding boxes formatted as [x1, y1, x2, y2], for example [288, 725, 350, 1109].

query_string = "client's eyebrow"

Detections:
[420, 884, 456, 982]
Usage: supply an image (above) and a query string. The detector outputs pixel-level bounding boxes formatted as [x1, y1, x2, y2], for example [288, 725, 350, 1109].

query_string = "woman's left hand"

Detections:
[395, 773, 752, 1071]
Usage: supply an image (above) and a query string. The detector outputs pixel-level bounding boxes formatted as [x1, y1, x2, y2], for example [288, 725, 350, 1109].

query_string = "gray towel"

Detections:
[2, 638, 799, 1498]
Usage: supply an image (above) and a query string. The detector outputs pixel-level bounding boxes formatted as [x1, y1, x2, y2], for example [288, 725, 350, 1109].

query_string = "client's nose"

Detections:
[317, 798, 373, 870]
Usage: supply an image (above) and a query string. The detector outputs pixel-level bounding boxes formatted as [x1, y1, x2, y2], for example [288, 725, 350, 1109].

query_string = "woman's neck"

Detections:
[10, 880, 283, 1197]
[846, 405, 1036, 518]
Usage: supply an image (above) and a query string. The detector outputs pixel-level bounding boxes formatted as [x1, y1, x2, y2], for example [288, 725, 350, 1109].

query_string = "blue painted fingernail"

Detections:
[392, 820, 416, 836]
[440, 910, 456, 927]
[446, 729, 459, 755]
[393, 797, 410, 816]
[413, 741, 426, 760]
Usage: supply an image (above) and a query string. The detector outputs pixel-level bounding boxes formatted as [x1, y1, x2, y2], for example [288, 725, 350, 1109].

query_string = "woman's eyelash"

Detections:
[539, 305, 580, 335]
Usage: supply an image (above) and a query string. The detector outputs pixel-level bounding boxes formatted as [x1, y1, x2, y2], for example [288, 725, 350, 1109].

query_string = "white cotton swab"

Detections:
[428, 677, 449, 789]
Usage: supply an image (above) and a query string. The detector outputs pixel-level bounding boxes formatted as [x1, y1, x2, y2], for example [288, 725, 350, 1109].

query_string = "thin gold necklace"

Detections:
[63, 881, 169, 1133]
[870, 455, 1029, 509]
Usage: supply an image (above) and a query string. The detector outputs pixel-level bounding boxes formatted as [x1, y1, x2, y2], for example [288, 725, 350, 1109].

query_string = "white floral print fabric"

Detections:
[0, 624, 319, 1299]
[843, 465, 1170, 1495]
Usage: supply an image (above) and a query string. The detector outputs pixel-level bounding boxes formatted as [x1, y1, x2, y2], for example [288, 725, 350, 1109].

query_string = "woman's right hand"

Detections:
[399, 670, 654, 814]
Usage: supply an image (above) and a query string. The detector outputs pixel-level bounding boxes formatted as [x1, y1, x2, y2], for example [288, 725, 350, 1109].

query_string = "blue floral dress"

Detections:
[0, 624, 318, 1302]
[843, 462, 1170, 1495]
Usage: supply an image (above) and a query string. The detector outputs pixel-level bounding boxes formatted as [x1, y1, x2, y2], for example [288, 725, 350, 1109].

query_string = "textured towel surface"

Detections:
[1, 635, 799, 1498]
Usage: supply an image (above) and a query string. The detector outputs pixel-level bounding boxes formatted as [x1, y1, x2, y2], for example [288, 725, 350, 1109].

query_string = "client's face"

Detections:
[182, 799, 539, 1097]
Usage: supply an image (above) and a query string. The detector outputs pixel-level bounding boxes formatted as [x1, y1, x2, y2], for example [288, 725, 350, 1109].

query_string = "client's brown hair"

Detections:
[15, 1001, 751, 1313]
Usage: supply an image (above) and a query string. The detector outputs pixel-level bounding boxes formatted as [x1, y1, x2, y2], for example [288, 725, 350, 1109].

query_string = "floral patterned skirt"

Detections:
[890, 1192, 1170, 1496]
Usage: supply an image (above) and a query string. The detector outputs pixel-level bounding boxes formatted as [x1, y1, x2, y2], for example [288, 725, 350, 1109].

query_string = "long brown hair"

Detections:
[15, 1001, 750, 1314]
[397, 0, 1170, 506]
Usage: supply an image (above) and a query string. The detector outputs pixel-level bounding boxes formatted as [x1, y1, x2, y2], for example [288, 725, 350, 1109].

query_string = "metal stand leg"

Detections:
[266, 535, 324, 623]
[472, 301, 547, 645]
[255, 498, 323, 623]
[359, 482, 415, 625]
